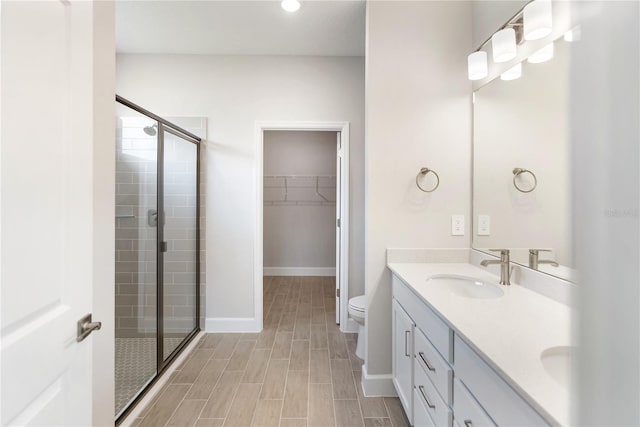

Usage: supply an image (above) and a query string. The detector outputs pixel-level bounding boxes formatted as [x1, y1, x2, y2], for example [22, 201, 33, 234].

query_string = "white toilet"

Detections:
[348, 295, 367, 359]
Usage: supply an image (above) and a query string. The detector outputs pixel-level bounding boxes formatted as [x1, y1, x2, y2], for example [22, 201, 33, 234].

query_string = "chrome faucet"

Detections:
[480, 249, 512, 286]
[529, 249, 559, 270]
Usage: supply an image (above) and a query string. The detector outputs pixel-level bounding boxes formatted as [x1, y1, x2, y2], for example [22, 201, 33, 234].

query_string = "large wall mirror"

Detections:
[473, 36, 574, 282]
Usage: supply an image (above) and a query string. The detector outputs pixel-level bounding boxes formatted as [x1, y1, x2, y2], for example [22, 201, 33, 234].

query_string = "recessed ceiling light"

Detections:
[281, 0, 300, 12]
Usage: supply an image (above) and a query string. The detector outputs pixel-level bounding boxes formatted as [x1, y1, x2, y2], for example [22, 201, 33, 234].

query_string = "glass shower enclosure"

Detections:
[114, 95, 200, 421]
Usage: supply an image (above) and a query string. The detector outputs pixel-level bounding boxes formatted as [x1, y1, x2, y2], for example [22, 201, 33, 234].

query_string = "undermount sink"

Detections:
[426, 274, 504, 299]
[541, 346, 575, 388]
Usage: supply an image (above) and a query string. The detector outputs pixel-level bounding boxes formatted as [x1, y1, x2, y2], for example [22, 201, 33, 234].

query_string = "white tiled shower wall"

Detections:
[115, 116, 206, 339]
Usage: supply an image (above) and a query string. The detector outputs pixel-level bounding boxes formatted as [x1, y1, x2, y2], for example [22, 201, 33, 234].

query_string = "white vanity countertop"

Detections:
[387, 262, 573, 427]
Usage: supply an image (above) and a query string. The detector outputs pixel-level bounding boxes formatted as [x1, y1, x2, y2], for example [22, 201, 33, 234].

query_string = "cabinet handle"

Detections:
[418, 385, 435, 409]
[464, 421, 473, 427]
[418, 352, 435, 372]
[404, 331, 410, 357]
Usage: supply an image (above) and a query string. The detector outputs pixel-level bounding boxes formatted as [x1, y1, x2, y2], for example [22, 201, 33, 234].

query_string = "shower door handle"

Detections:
[160, 241, 167, 252]
[148, 210, 158, 227]
[77, 313, 102, 342]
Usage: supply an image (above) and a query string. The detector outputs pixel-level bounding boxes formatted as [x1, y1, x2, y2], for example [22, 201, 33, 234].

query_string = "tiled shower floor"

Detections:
[115, 337, 185, 416]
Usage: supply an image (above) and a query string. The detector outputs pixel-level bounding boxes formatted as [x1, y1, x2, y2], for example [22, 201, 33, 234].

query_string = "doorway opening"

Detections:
[255, 122, 350, 332]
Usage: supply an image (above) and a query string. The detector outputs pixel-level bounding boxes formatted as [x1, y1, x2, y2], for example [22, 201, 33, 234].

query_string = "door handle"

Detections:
[404, 331, 410, 357]
[77, 313, 102, 342]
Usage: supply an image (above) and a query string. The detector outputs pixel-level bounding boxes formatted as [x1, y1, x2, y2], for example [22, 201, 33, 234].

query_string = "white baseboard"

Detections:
[264, 267, 336, 277]
[205, 317, 261, 333]
[119, 332, 204, 426]
[361, 365, 398, 397]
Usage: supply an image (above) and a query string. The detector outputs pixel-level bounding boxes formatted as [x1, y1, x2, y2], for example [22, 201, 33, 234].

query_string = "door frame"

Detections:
[255, 121, 350, 332]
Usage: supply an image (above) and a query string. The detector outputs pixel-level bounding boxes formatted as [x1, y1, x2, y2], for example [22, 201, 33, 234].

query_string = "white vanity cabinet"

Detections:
[392, 299, 414, 422]
[392, 275, 454, 426]
[391, 274, 550, 427]
[454, 336, 548, 426]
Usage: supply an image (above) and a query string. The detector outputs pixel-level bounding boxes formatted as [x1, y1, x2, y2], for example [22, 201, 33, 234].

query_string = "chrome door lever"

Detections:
[77, 313, 102, 342]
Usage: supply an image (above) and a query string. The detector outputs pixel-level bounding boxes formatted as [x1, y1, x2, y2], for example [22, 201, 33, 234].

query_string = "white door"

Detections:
[1, 2, 109, 425]
[335, 132, 342, 324]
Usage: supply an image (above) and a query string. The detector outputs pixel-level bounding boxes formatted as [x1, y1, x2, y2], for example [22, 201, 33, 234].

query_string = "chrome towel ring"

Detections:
[416, 167, 440, 192]
[512, 168, 537, 193]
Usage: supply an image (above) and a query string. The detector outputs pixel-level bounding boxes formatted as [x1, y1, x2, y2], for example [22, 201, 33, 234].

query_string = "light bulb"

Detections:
[501, 63, 522, 81]
[468, 51, 488, 81]
[281, 0, 300, 12]
[492, 28, 517, 63]
[524, 0, 553, 41]
[528, 42, 554, 63]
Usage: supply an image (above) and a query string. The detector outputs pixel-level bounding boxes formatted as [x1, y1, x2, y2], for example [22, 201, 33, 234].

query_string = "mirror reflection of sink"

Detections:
[426, 274, 504, 299]
[541, 346, 575, 388]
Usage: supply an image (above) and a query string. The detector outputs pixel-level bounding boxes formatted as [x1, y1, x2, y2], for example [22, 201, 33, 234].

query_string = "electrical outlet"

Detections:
[478, 215, 491, 236]
[451, 215, 465, 236]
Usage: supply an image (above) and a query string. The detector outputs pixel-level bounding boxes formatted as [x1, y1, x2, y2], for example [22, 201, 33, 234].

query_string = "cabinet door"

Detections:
[393, 299, 414, 421]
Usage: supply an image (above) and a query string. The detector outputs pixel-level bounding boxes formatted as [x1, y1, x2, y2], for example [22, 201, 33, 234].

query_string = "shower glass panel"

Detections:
[114, 96, 201, 422]
[114, 105, 158, 417]
[161, 129, 198, 360]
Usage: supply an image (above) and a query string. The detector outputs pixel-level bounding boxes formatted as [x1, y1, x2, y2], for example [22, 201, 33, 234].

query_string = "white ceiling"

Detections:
[116, 0, 366, 56]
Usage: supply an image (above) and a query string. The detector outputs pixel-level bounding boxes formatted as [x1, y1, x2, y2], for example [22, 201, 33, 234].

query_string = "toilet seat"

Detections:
[348, 295, 367, 313]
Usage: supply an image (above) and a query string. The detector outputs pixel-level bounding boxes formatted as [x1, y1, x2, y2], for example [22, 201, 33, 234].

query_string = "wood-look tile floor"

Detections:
[131, 276, 410, 427]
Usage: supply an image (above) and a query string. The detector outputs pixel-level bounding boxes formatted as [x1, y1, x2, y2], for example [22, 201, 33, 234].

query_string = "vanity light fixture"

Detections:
[527, 42, 554, 63]
[500, 63, 522, 81]
[467, 0, 556, 81]
[523, 0, 553, 41]
[468, 51, 488, 80]
[281, 0, 300, 12]
[492, 28, 517, 63]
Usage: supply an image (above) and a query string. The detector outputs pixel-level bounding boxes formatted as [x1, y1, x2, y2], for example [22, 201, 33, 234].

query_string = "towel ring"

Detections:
[416, 167, 440, 193]
[512, 168, 537, 193]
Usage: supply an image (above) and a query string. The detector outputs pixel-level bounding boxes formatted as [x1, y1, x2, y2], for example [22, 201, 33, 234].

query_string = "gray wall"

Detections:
[263, 131, 337, 271]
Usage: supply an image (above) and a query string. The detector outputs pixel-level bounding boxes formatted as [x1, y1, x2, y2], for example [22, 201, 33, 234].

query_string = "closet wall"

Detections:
[263, 131, 337, 276]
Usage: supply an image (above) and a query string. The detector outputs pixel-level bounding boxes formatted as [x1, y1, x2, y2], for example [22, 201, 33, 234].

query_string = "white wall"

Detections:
[263, 131, 337, 272]
[116, 55, 364, 330]
[364, 1, 472, 380]
[92, 2, 116, 425]
[572, 1, 639, 424]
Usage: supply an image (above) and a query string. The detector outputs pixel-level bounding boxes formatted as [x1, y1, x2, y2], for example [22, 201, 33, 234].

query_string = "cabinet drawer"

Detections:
[414, 358, 452, 427]
[414, 388, 437, 427]
[393, 275, 453, 361]
[454, 336, 549, 426]
[453, 378, 496, 427]
[415, 327, 452, 406]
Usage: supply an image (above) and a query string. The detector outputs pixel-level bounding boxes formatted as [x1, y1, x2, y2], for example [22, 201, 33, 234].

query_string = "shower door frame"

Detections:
[115, 95, 202, 424]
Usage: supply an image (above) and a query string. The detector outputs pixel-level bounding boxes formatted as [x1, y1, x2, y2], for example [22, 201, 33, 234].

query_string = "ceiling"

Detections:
[116, 0, 366, 56]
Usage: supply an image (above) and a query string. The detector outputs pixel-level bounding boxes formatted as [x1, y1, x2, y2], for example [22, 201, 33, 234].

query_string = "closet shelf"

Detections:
[264, 174, 337, 206]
